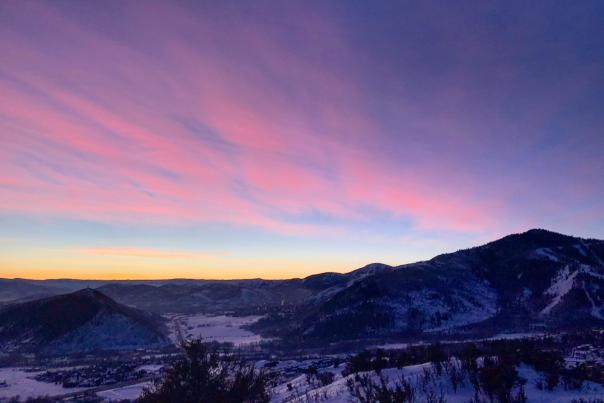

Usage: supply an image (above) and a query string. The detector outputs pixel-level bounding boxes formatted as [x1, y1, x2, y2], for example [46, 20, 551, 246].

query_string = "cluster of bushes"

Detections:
[347, 372, 423, 403]
[138, 339, 270, 403]
[344, 343, 448, 376]
[345, 355, 527, 403]
[345, 336, 600, 383]
[469, 356, 527, 403]
[304, 366, 336, 388]
[343, 337, 602, 403]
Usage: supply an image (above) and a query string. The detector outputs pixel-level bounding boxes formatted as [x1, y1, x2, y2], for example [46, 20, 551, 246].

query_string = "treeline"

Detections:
[345, 336, 601, 383]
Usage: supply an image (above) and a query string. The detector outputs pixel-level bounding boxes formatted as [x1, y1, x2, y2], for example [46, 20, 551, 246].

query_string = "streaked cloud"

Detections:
[78, 247, 198, 259]
[1, 1, 603, 278]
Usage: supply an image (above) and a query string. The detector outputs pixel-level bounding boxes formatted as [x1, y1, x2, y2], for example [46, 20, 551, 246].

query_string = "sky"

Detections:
[1, 0, 604, 280]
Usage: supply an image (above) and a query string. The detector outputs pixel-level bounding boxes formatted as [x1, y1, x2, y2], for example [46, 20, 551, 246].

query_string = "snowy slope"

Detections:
[251, 229, 604, 341]
[271, 361, 604, 403]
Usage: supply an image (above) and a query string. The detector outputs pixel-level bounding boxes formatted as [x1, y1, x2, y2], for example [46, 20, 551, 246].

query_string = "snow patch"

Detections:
[168, 314, 266, 346]
[583, 286, 604, 320]
[0, 367, 87, 400]
[540, 266, 578, 316]
[534, 248, 560, 262]
[574, 243, 588, 257]
[97, 381, 152, 401]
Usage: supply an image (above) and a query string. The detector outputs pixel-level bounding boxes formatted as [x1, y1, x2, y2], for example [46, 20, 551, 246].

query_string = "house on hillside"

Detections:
[566, 344, 602, 367]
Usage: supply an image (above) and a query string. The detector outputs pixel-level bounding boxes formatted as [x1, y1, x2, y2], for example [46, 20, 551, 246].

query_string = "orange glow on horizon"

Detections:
[0, 245, 393, 281]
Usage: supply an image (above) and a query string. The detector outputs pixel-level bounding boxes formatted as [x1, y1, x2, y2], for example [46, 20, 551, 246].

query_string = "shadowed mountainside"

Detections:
[250, 229, 604, 341]
[0, 288, 170, 355]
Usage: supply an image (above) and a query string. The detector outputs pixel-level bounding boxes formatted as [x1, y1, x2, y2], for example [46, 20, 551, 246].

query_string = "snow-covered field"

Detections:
[135, 364, 163, 373]
[168, 314, 266, 346]
[97, 381, 153, 401]
[0, 367, 86, 400]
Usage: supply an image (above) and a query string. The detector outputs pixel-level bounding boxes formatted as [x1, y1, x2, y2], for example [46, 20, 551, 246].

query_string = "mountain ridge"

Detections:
[248, 228, 604, 341]
[3, 229, 598, 282]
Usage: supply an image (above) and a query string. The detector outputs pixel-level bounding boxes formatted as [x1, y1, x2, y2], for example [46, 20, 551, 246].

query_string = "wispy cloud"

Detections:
[0, 1, 496, 235]
[1, 1, 603, 279]
[78, 247, 198, 259]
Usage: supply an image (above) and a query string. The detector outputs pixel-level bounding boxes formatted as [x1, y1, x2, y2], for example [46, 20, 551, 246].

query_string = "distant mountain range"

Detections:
[0, 288, 169, 355]
[1, 229, 603, 345]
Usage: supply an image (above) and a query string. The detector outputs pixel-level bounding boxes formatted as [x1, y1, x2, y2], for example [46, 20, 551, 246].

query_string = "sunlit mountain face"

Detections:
[1, 1, 604, 280]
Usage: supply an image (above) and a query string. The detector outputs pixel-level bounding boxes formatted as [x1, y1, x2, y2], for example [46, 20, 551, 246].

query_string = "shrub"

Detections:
[347, 373, 417, 403]
[138, 339, 270, 403]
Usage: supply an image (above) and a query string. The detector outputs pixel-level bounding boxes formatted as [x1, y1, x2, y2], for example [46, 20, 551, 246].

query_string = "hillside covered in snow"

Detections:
[250, 229, 604, 342]
[0, 289, 170, 355]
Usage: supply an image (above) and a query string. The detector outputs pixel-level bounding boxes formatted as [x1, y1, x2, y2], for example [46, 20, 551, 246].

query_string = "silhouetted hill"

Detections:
[0, 288, 169, 355]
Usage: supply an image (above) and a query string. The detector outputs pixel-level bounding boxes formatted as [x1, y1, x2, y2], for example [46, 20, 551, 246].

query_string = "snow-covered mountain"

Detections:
[0, 288, 170, 355]
[250, 229, 604, 341]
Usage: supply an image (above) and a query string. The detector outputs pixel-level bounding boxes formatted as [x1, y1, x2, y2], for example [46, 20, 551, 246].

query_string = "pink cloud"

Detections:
[0, 1, 509, 239]
[79, 247, 197, 259]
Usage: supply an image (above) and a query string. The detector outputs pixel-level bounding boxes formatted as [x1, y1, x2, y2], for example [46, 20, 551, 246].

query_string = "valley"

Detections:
[1, 229, 604, 402]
